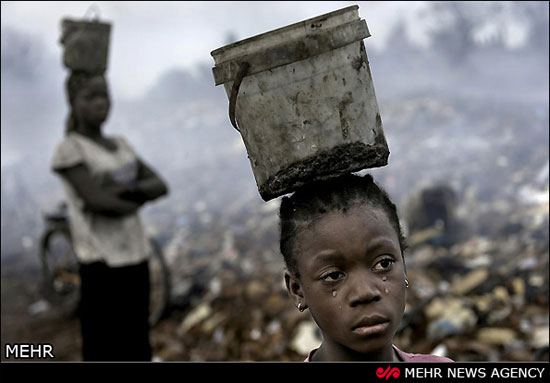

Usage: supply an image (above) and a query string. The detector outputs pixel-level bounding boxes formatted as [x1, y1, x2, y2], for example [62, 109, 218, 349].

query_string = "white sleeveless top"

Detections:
[51, 132, 151, 267]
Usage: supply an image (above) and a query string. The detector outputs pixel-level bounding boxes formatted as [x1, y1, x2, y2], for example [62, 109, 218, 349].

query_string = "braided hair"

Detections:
[279, 173, 408, 278]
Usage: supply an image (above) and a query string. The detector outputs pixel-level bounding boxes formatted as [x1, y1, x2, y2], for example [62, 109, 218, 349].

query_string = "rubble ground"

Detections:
[1, 92, 548, 362]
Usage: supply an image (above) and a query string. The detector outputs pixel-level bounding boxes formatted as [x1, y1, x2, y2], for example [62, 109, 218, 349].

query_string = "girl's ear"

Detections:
[284, 270, 305, 308]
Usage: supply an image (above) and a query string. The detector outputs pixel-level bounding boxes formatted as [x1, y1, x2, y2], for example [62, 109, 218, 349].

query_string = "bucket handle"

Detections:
[84, 4, 101, 21]
[60, 4, 104, 45]
[228, 61, 250, 132]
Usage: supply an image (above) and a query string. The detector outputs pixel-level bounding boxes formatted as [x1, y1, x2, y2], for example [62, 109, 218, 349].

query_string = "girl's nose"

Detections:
[348, 272, 381, 307]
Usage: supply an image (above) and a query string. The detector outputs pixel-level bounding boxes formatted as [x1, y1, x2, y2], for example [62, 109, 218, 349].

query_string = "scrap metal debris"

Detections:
[145, 93, 548, 361]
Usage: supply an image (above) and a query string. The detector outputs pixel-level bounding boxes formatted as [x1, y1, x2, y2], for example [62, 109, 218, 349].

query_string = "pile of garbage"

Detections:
[152, 195, 322, 361]
[396, 229, 548, 361]
[6, 92, 545, 362]
[146, 92, 548, 361]
[388, 94, 549, 360]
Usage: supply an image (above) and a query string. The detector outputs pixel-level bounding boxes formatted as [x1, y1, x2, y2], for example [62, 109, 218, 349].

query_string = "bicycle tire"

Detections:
[39, 226, 80, 313]
[147, 237, 171, 326]
[40, 224, 170, 326]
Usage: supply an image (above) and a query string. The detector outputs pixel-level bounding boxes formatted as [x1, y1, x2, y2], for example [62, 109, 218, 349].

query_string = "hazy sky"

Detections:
[1, 1, 433, 99]
[1, 1, 530, 99]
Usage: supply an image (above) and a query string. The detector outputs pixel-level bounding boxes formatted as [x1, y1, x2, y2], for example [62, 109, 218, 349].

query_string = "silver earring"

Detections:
[298, 303, 305, 312]
[405, 278, 409, 288]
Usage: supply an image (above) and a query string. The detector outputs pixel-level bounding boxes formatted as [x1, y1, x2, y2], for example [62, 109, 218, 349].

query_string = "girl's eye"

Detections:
[92, 92, 108, 100]
[321, 271, 345, 282]
[373, 258, 394, 271]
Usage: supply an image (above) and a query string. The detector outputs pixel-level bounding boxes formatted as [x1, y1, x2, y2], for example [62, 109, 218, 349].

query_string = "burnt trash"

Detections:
[405, 184, 465, 248]
[101, 85, 548, 362]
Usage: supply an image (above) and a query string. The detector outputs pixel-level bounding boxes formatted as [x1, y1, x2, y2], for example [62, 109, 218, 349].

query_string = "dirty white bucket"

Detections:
[60, 17, 111, 74]
[211, 5, 389, 201]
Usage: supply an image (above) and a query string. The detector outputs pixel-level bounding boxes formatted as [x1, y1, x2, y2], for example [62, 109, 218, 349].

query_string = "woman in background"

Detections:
[51, 71, 168, 361]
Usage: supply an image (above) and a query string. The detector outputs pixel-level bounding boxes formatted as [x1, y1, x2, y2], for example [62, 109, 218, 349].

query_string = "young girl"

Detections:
[279, 173, 453, 362]
[51, 71, 168, 361]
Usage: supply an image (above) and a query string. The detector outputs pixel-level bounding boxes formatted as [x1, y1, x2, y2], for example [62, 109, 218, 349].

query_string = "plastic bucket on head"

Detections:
[211, 5, 389, 201]
[60, 17, 111, 74]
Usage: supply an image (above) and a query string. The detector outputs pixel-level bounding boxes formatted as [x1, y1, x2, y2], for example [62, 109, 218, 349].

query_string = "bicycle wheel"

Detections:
[40, 227, 80, 313]
[148, 238, 171, 326]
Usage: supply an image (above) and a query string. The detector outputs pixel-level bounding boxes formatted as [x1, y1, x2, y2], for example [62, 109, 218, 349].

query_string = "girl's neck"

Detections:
[76, 125, 103, 140]
[313, 340, 399, 362]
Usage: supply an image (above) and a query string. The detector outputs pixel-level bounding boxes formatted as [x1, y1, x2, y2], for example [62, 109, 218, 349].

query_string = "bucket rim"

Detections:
[210, 4, 359, 59]
[61, 17, 112, 29]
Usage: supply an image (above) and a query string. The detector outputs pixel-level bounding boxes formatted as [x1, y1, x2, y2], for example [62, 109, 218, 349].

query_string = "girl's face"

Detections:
[286, 204, 407, 360]
[73, 76, 110, 129]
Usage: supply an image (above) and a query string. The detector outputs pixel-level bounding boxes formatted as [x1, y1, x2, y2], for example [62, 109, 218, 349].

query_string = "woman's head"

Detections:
[279, 173, 408, 359]
[65, 71, 110, 134]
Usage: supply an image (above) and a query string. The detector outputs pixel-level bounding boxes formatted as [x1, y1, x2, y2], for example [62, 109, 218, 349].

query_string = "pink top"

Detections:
[304, 344, 454, 362]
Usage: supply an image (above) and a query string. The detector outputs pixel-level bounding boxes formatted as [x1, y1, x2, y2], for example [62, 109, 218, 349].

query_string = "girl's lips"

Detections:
[352, 321, 389, 336]
[351, 315, 390, 336]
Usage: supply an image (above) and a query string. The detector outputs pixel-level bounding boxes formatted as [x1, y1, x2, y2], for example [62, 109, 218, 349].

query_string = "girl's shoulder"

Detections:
[393, 345, 454, 362]
[303, 346, 454, 362]
[52, 133, 85, 170]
